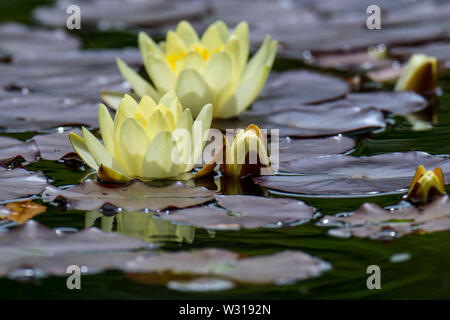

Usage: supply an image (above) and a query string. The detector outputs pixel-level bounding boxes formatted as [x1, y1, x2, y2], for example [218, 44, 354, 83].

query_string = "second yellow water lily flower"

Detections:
[395, 54, 438, 93]
[406, 165, 446, 203]
[196, 124, 272, 178]
[111, 20, 277, 119]
[69, 91, 213, 182]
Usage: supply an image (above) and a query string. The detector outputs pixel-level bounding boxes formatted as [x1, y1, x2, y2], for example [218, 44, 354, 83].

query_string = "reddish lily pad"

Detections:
[42, 180, 215, 211]
[0, 167, 48, 201]
[254, 152, 450, 196]
[322, 196, 450, 240]
[125, 248, 331, 284]
[158, 195, 315, 230]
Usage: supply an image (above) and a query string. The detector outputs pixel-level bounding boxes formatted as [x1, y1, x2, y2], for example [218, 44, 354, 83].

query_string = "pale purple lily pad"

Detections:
[0, 136, 39, 164]
[390, 42, 450, 65]
[158, 195, 315, 230]
[125, 249, 331, 284]
[31, 128, 81, 161]
[254, 152, 450, 196]
[0, 167, 48, 201]
[42, 180, 215, 211]
[322, 196, 450, 240]
[0, 23, 79, 59]
[213, 101, 385, 138]
[0, 220, 151, 277]
[273, 135, 355, 168]
[259, 70, 351, 104]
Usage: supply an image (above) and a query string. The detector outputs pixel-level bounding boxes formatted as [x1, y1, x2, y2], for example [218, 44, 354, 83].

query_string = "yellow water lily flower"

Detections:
[109, 20, 277, 119]
[69, 91, 213, 182]
[406, 165, 446, 203]
[395, 54, 438, 93]
[196, 124, 272, 178]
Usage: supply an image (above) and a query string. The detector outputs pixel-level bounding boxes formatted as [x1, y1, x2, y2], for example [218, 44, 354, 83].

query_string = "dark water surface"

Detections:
[1, 1, 449, 300]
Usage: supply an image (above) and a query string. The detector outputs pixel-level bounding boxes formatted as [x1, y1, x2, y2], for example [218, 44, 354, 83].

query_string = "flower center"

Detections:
[166, 43, 224, 72]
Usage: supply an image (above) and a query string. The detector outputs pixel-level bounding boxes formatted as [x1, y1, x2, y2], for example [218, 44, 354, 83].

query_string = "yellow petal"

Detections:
[204, 51, 232, 94]
[201, 24, 223, 53]
[69, 132, 99, 170]
[146, 54, 176, 93]
[100, 91, 131, 111]
[118, 118, 150, 176]
[175, 69, 214, 117]
[135, 95, 158, 127]
[82, 127, 114, 168]
[395, 54, 438, 93]
[138, 31, 165, 61]
[212, 20, 230, 43]
[175, 20, 199, 47]
[159, 90, 178, 108]
[180, 51, 205, 72]
[166, 30, 187, 57]
[98, 165, 131, 183]
[188, 104, 213, 171]
[98, 104, 115, 154]
[231, 21, 249, 71]
[146, 108, 171, 140]
[174, 108, 193, 171]
[141, 131, 179, 178]
[116, 58, 159, 100]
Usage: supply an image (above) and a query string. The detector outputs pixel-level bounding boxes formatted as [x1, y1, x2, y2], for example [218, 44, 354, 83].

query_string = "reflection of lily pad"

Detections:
[0, 220, 150, 277]
[158, 195, 314, 230]
[125, 249, 331, 284]
[254, 152, 450, 195]
[322, 196, 450, 239]
[0, 167, 48, 201]
[42, 180, 215, 211]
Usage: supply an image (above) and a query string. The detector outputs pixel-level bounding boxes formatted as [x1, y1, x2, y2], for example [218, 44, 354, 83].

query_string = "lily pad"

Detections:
[34, 0, 210, 29]
[0, 95, 98, 131]
[390, 42, 450, 65]
[254, 152, 450, 196]
[0, 136, 39, 164]
[0, 167, 48, 202]
[322, 195, 450, 239]
[125, 249, 331, 284]
[274, 135, 355, 169]
[0, 220, 151, 277]
[31, 128, 81, 161]
[42, 180, 215, 211]
[213, 101, 385, 137]
[158, 195, 315, 230]
[259, 70, 351, 104]
[0, 23, 79, 59]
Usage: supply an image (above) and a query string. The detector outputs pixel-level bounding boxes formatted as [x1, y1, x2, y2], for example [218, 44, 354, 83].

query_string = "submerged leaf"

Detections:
[0, 200, 46, 224]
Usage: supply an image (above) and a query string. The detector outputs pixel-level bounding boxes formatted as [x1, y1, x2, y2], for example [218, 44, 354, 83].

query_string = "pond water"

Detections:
[1, 0, 450, 299]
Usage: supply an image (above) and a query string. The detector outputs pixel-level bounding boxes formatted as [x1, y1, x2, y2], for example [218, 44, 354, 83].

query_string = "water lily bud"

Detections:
[395, 54, 438, 93]
[69, 92, 213, 182]
[107, 20, 277, 119]
[406, 165, 446, 203]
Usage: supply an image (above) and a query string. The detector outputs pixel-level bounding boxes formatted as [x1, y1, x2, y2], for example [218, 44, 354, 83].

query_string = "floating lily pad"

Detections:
[125, 248, 331, 284]
[274, 136, 355, 170]
[213, 101, 385, 137]
[259, 70, 350, 104]
[0, 95, 98, 131]
[158, 195, 314, 230]
[167, 277, 235, 292]
[308, 51, 394, 71]
[31, 129, 81, 161]
[254, 152, 450, 196]
[0, 136, 39, 164]
[322, 196, 450, 239]
[42, 180, 215, 211]
[0, 23, 79, 59]
[0, 167, 48, 201]
[34, 0, 210, 29]
[390, 42, 450, 65]
[0, 220, 151, 277]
